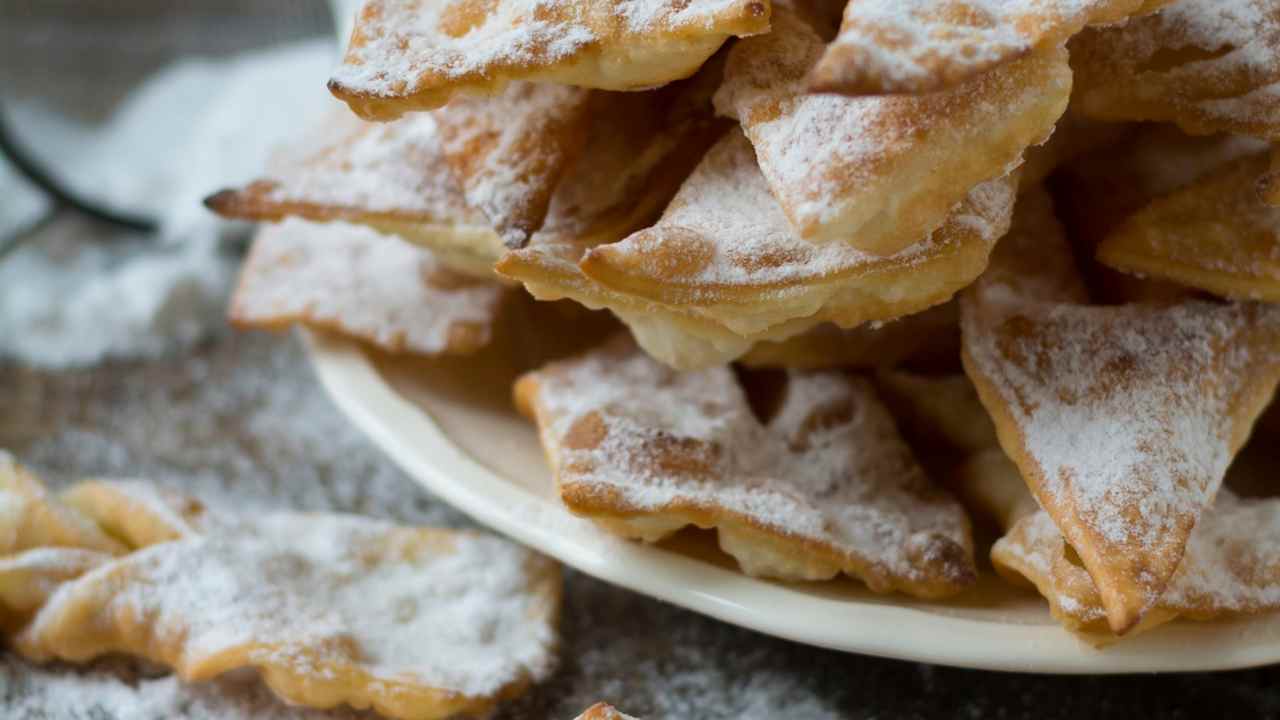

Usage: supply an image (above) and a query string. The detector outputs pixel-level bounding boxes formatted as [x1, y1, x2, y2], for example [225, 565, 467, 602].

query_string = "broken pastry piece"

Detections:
[0, 548, 111, 634]
[514, 336, 977, 598]
[811, 0, 1161, 95]
[1098, 151, 1280, 302]
[231, 219, 508, 357]
[960, 450, 1280, 643]
[205, 112, 501, 279]
[328, 0, 771, 119]
[714, 6, 1069, 253]
[17, 514, 562, 720]
[573, 130, 1015, 368]
[961, 187, 1280, 633]
[0, 453, 126, 556]
[1071, 0, 1280, 139]
[433, 83, 593, 248]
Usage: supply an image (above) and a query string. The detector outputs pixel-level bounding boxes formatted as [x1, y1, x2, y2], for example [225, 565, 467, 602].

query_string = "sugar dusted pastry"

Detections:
[17, 514, 562, 720]
[1071, 0, 1280, 139]
[960, 188, 1280, 633]
[515, 336, 977, 597]
[714, 6, 1069, 253]
[960, 450, 1280, 643]
[328, 0, 771, 119]
[0, 548, 110, 634]
[58, 479, 207, 549]
[433, 82, 592, 248]
[1099, 151, 1280, 302]
[0, 453, 126, 556]
[231, 219, 508, 357]
[812, 0, 1159, 94]
[205, 112, 501, 279]
[574, 130, 1015, 368]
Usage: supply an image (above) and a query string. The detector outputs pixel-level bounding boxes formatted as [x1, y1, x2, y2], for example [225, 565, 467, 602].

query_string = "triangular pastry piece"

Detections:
[576, 130, 1015, 367]
[205, 111, 501, 279]
[961, 188, 1280, 633]
[811, 0, 1163, 95]
[433, 83, 592, 248]
[230, 219, 508, 357]
[514, 336, 977, 597]
[1071, 0, 1280, 139]
[1099, 151, 1280, 302]
[713, 6, 1069, 253]
[17, 514, 561, 720]
[959, 450, 1280, 642]
[328, 0, 771, 119]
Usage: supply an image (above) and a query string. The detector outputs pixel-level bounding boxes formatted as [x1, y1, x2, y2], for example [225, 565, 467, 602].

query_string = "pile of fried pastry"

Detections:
[201, 0, 1280, 651]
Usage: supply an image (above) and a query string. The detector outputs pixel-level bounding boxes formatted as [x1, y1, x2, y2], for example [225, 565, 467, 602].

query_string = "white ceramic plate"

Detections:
[304, 330, 1280, 674]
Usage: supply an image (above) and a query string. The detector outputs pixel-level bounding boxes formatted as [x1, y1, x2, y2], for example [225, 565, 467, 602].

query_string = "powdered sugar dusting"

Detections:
[822, 0, 1132, 91]
[263, 112, 480, 223]
[232, 219, 505, 355]
[528, 337, 974, 588]
[1072, 0, 1280, 135]
[24, 513, 558, 698]
[715, 8, 1068, 246]
[331, 0, 765, 101]
[597, 130, 1013, 289]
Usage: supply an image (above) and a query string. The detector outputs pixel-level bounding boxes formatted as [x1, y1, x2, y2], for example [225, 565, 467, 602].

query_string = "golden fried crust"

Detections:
[1070, 0, 1280, 139]
[0, 454, 126, 557]
[328, 0, 771, 119]
[515, 335, 977, 597]
[434, 83, 593, 248]
[578, 131, 1015, 348]
[960, 187, 1280, 634]
[230, 220, 507, 357]
[575, 703, 640, 720]
[204, 113, 503, 280]
[16, 515, 562, 720]
[1099, 152, 1280, 302]
[715, 7, 1069, 253]
[58, 480, 207, 550]
[0, 548, 111, 635]
[810, 0, 1164, 95]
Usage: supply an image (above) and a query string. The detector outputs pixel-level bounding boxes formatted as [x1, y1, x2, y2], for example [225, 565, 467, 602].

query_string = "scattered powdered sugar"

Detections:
[23, 513, 557, 698]
[714, 8, 1068, 246]
[606, 131, 1012, 289]
[821, 0, 1123, 91]
[528, 336, 974, 588]
[434, 82, 591, 246]
[232, 219, 506, 355]
[0, 39, 335, 369]
[331, 0, 764, 98]
[263, 112, 477, 223]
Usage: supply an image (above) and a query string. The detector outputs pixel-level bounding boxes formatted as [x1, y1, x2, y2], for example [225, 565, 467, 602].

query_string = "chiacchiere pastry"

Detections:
[810, 0, 1163, 95]
[0, 456, 563, 720]
[515, 335, 977, 598]
[961, 187, 1280, 633]
[230, 219, 509, 357]
[327, 0, 770, 118]
[1070, 0, 1280, 140]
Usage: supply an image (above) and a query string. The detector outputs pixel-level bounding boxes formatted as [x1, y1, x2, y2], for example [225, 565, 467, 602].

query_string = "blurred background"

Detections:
[0, 1, 343, 367]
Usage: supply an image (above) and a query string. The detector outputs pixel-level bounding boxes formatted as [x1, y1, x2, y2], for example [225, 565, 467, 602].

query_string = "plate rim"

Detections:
[303, 330, 1280, 675]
